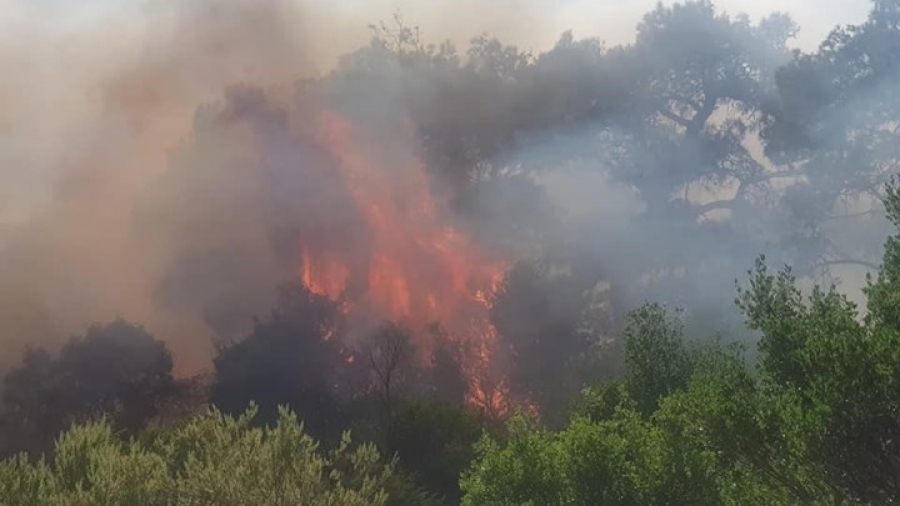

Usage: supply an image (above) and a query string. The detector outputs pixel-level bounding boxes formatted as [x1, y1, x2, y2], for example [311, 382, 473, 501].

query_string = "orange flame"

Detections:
[301, 247, 348, 300]
[294, 110, 509, 413]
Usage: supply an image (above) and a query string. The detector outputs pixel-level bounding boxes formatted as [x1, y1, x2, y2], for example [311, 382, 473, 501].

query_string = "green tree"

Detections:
[623, 303, 693, 415]
[733, 179, 900, 502]
[0, 406, 393, 506]
[462, 172, 900, 504]
[460, 407, 666, 506]
[460, 415, 568, 506]
[386, 401, 486, 504]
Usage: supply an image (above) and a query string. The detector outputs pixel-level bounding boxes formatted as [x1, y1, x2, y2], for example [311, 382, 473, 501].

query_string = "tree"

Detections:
[594, 0, 794, 229]
[733, 178, 900, 502]
[0, 405, 393, 505]
[504, 1, 811, 338]
[211, 283, 356, 442]
[426, 324, 469, 406]
[367, 323, 417, 423]
[490, 259, 613, 424]
[386, 401, 486, 504]
[460, 317, 829, 505]
[626, 0, 792, 201]
[650, 340, 836, 504]
[461, 173, 900, 504]
[760, 0, 900, 275]
[2, 319, 175, 457]
[384, 472, 448, 506]
[623, 303, 693, 415]
[460, 408, 666, 506]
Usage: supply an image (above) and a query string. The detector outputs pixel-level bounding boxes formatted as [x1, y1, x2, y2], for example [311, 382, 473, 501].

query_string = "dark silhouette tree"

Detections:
[387, 401, 487, 504]
[2, 319, 174, 456]
[211, 282, 354, 442]
[760, 0, 900, 276]
[491, 259, 613, 424]
[366, 323, 418, 423]
[426, 324, 469, 406]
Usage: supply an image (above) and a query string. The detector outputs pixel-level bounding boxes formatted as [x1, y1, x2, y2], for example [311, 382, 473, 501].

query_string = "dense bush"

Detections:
[0, 406, 392, 506]
[2, 320, 175, 458]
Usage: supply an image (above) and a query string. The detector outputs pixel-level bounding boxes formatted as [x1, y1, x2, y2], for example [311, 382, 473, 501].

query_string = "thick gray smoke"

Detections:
[0, 0, 560, 372]
[0, 0, 894, 376]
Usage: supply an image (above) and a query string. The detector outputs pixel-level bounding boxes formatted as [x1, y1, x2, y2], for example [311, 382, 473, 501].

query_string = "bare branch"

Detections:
[816, 259, 879, 270]
[657, 108, 692, 129]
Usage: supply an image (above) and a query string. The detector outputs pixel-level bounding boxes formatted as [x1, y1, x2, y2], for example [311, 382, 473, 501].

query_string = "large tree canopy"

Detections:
[2, 320, 174, 457]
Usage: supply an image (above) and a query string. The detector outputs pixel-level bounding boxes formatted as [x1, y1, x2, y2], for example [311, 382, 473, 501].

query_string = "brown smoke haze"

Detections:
[1, 0, 346, 372]
[0, 0, 558, 373]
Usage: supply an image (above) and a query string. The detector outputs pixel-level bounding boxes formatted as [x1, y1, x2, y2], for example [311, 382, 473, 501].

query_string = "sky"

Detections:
[366, 0, 872, 51]
[561, 0, 870, 48]
[3, 0, 872, 49]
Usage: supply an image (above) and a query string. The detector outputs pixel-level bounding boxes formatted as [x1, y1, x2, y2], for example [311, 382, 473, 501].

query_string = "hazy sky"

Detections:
[370, 0, 873, 51]
[5, 0, 873, 51]
[558, 0, 870, 49]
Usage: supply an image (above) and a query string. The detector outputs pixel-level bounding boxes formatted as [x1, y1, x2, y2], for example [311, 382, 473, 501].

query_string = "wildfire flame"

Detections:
[294, 110, 509, 413]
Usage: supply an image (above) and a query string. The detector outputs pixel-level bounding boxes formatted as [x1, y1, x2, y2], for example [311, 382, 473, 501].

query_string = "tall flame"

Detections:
[294, 110, 509, 412]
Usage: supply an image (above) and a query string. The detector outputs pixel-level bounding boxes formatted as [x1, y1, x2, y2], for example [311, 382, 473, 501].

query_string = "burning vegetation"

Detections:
[148, 86, 523, 416]
[300, 111, 510, 412]
[3, 0, 900, 503]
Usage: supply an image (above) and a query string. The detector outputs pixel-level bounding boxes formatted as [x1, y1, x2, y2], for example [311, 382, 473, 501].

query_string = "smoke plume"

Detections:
[0, 0, 893, 382]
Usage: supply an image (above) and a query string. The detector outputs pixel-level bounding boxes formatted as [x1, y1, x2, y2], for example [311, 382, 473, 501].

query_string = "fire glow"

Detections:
[297, 111, 510, 413]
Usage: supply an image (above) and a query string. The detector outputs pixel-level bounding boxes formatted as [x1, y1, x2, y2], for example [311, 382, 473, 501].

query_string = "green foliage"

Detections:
[463, 175, 900, 504]
[386, 401, 486, 504]
[384, 471, 448, 506]
[734, 177, 900, 502]
[651, 347, 836, 504]
[0, 406, 392, 506]
[623, 303, 692, 415]
[557, 412, 665, 505]
[734, 256, 900, 502]
[460, 415, 567, 506]
[737, 257, 866, 390]
[462, 328, 836, 505]
[571, 381, 629, 422]
[865, 177, 900, 330]
[460, 408, 666, 506]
